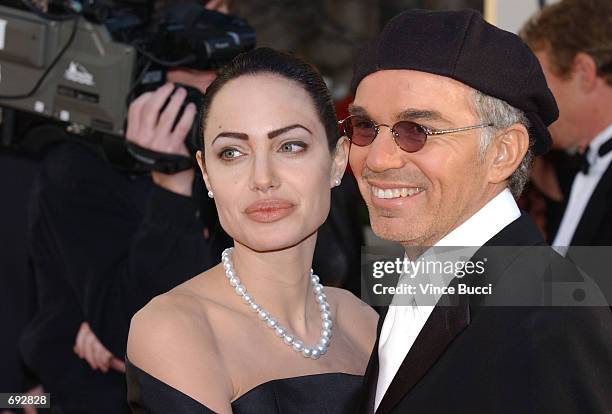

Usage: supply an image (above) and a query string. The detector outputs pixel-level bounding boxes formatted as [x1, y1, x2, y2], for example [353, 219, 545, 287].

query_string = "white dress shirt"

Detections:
[553, 124, 612, 251]
[374, 188, 521, 411]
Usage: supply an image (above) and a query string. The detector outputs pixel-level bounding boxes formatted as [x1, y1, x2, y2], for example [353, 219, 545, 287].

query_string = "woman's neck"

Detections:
[228, 234, 319, 336]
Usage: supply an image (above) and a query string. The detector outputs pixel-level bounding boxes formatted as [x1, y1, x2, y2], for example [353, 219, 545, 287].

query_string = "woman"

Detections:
[126, 48, 378, 413]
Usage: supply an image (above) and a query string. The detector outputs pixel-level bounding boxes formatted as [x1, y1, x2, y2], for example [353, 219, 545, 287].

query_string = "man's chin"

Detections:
[370, 217, 417, 243]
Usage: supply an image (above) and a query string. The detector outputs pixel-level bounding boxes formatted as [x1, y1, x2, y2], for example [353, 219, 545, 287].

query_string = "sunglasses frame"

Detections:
[338, 115, 494, 152]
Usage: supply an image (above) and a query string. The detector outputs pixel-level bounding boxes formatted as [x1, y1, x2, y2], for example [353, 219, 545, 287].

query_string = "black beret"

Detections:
[351, 9, 558, 155]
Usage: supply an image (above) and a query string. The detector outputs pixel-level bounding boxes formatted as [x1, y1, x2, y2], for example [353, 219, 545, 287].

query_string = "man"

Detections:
[521, 0, 612, 245]
[346, 9, 612, 414]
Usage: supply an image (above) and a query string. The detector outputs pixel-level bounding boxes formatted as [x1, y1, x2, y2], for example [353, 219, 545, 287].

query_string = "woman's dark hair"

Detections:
[199, 47, 339, 152]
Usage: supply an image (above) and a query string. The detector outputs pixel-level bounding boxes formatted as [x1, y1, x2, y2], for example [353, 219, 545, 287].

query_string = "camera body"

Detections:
[0, 1, 255, 168]
[0, 4, 135, 138]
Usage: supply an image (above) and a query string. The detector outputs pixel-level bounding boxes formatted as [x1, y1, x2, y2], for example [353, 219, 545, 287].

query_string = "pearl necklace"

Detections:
[221, 248, 332, 359]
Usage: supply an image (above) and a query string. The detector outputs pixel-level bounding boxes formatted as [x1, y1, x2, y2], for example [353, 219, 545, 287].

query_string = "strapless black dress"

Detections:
[126, 359, 364, 413]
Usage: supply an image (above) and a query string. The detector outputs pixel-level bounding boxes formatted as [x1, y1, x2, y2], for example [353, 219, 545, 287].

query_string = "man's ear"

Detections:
[487, 124, 530, 185]
[573, 52, 598, 93]
[330, 137, 350, 187]
[196, 150, 212, 192]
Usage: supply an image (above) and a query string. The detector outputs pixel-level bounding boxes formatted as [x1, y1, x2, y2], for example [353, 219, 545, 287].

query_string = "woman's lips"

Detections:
[244, 199, 296, 223]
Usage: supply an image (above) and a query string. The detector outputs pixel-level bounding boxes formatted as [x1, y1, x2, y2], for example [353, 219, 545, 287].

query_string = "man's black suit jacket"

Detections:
[362, 213, 612, 414]
[549, 152, 612, 306]
[549, 148, 612, 245]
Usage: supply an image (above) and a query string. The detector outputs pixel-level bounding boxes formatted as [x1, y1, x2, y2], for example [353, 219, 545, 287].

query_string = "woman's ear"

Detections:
[330, 137, 350, 187]
[487, 124, 530, 185]
[196, 150, 212, 192]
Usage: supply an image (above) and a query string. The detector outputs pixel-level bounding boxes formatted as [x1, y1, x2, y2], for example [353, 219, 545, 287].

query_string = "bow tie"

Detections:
[580, 137, 612, 174]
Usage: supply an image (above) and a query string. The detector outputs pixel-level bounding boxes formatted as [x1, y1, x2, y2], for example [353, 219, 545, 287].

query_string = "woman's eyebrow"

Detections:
[212, 131, 249, 144]
[212, 124, 312, 145]
[268, 124, 312, 138]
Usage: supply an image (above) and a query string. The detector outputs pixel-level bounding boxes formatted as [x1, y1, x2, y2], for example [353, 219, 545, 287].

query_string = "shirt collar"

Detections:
[434, 188, 521, 247]
[587, 123, 612, 165]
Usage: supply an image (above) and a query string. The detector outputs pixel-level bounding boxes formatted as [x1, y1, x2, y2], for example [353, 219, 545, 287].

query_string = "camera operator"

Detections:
[68, 68, 223, 370]
[19, 2, 232, 412]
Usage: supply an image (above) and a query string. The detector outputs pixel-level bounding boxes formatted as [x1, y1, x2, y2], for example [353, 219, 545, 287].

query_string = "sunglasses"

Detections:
[339, 115, 493, 153]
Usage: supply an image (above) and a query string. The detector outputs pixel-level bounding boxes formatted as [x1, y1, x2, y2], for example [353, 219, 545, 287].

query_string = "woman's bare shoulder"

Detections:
[127, 270, 234, 413]
[128, 288, 206, 345]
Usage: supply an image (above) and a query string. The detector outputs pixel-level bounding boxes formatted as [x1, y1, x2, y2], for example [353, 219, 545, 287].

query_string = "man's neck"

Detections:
[434, 188, 520, 247]
[578, 86, 612, 151]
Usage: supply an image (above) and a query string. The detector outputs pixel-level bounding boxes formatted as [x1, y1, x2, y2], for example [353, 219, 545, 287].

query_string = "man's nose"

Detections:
[365, 126, 405, 172]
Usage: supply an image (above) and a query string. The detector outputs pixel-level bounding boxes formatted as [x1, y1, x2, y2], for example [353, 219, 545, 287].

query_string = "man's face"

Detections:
[348, 70, 494, 247]
[535, 49, 584, 150]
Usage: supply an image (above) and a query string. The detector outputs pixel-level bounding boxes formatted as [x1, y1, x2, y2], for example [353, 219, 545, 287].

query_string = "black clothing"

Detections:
[314, 174, 364, 294]
[539, 138, 612, 308]
[546, 130, 612, 246]
[362, 213, 612, 414]
[126, 358, 363, 414]
[21, 141, 216, 412]
[23, 141, 214, 358]
[0, 152, 39, 392]
[579, 138, 612, 175]
[568, 161, 612, 245]
[564, 156, 612, 307]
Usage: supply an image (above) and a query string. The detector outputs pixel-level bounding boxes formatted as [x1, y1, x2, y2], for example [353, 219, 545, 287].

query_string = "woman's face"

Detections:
[198, 73, 348, 252]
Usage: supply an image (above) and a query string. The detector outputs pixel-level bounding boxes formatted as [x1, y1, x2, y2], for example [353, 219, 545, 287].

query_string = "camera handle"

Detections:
[125, 141, 194, 174]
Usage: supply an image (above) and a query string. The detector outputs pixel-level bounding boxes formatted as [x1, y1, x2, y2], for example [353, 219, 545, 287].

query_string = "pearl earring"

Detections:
[334, 178, 341, 187]
[207, 190, 214, 198]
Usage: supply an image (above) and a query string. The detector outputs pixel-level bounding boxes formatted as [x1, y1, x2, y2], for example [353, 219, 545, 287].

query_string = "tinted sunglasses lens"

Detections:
[394, 121, 427, 152]
[346, 117, 376, 146]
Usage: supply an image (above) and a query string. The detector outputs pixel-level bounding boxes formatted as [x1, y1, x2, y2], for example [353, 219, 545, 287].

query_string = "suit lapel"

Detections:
[361, 306, 388, 414]
[571, 162, 612, 244]
[375, 300, 470, 414]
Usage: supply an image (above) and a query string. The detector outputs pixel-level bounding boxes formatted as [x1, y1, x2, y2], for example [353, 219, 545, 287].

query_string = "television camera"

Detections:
[0, 0, 255, 172]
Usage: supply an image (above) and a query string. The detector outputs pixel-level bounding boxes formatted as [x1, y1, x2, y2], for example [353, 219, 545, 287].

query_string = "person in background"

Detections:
[520, 0, 612, 245]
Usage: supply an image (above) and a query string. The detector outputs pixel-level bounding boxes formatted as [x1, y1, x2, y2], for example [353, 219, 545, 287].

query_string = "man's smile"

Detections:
[370, 185, 425, 199]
